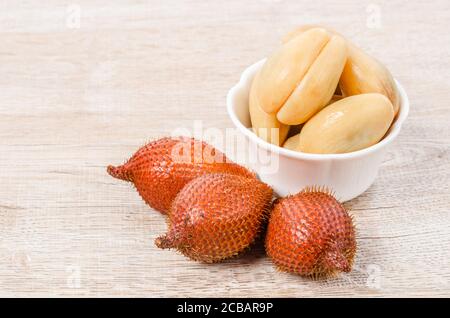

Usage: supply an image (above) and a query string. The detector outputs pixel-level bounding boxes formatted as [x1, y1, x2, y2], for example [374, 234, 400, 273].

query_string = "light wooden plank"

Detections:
[0, 0, 449, 297]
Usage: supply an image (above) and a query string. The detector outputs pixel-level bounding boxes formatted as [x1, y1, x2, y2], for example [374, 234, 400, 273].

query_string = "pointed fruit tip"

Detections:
[155, 235, 175, 249]
[324, 249, 352, 273]
[107, 164, 131, 181]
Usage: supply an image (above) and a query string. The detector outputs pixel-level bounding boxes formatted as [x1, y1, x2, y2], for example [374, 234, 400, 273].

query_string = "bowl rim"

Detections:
[226, 58, 410, 161]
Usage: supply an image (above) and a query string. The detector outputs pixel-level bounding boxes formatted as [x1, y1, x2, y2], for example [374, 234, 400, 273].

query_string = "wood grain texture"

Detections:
[1, 0, 449, 297]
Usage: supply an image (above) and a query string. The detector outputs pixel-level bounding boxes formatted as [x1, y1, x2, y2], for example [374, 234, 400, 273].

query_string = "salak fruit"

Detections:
[265, 187, 356, 278]
[107, 137, 256, 214]
[155, 173, 273, 263]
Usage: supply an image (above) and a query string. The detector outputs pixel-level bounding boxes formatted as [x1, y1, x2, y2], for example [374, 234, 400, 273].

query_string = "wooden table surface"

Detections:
[1, 0, 449, 297]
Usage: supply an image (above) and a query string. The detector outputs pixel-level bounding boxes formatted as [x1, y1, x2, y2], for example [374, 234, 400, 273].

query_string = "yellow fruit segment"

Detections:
[340, 45, 400, 115]
[298, 93, 394, 154]
[282, 133, 300, 151]
[283, 25, 400, 116]
[329, 94, 343, 103]
[277, 35, 347, 125]
[249, 71, 290, 146]
[249, 25, 400, 152]
[255, 28, 330, 114]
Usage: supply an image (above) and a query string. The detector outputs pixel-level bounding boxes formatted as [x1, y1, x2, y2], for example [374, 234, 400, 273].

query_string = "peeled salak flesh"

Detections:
[156, 173, 273, 263]
[252, 27, 347, 125]
[283, 25, 400, 116]
[249, 70, 290, 146]
[298, 93, 394, 154]
[282, 94, 342, 151]
[265, 187, 356, 278]
[340, 44, 400, 116]
[276, 35, 347, 125]
[282, 133, 300, 151]
[107, 137, 256, 213]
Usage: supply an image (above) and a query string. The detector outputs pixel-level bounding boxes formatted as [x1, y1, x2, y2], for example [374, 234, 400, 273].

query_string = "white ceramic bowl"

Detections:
[227, 59, 409, 201]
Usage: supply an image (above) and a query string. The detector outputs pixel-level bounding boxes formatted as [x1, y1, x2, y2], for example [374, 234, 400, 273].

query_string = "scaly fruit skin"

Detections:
[265, 188, 356, 278]
[156, 174, 273, 263]
[107, 137, 256, 214]
[249, 70, 290, 146]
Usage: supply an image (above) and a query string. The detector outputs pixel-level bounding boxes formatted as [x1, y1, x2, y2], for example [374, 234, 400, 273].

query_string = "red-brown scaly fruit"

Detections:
[155, 173, 273, 263]
[265, 187, 356, 278]
[107, 137, 256, 214]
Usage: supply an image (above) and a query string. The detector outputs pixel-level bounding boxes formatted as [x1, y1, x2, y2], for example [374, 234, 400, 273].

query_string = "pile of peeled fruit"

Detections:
[249, 25, 400, 154]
